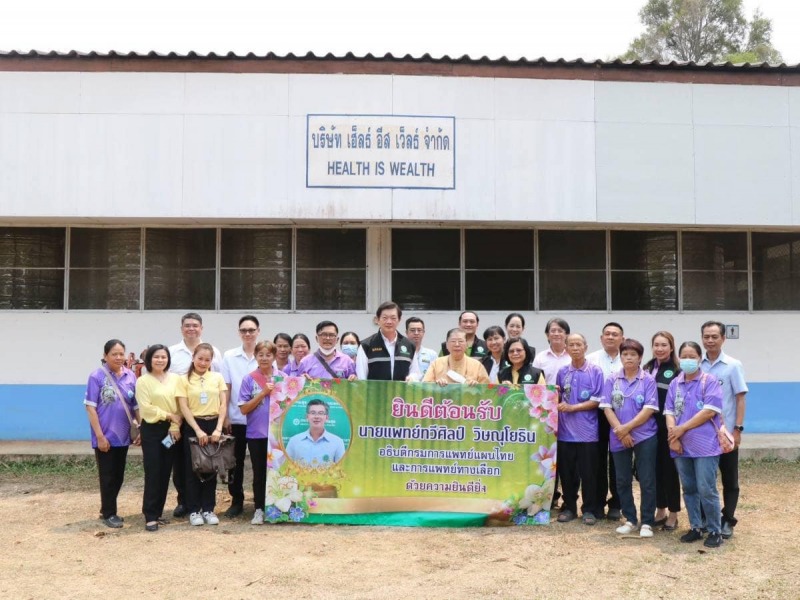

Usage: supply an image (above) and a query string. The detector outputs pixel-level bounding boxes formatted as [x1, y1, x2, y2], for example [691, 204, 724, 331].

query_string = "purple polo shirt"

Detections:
[83, 366, 138, 448]
[556, 361, 604, 443]
[664, 372, 723, 458]
[238, 369, 286, 439]
[296, 351, 356, 379]
[599, 369, 658, 452]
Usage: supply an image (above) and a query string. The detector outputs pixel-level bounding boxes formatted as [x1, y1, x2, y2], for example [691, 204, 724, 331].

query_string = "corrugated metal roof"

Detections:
[0, 49, 798, 71]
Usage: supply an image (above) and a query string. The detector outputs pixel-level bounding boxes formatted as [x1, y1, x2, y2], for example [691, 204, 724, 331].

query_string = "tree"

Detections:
[622, 0, 783, 64]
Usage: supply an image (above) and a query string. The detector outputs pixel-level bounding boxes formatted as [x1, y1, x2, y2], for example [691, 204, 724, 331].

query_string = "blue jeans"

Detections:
[612, 434, 657, 526]
[675, 455, 721, 535]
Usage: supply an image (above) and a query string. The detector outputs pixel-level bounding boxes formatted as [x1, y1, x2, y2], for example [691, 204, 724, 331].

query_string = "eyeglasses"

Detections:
[239, 328, 258, 334]
[508, 348, 525, 354]
[317, 333, 338, 339]
[307, 411, 327, 417]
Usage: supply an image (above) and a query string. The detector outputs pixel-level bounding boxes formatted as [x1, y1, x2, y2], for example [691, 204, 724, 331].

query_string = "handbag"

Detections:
[188, 434, 236, 483]
[712, 417, 735, 454]
[104, 366, 139, 443]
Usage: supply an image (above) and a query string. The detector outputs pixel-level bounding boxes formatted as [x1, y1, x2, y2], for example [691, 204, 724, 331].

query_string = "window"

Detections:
[465, 229, 534, 310]
[682, 232, 747, 310]
[611, 231, 677, 311]
[69, 228, 141, 309]
[221, 229, 291, 310]
[392, 229, 460, 310]
[296, 229, 366, 310]
[0, 228, 65, 309]
[145, 229, 216, 310]
[752, 232, 800, 310]
[539, 230, 606, 310]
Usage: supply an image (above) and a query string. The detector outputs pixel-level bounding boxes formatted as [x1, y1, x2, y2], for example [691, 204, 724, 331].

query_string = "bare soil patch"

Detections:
[0, 459, 797, 600]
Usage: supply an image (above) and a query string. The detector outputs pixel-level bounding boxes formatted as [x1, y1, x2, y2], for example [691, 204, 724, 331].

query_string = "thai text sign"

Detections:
[265, 379, 557, 527]
[306, 114, 455, 189]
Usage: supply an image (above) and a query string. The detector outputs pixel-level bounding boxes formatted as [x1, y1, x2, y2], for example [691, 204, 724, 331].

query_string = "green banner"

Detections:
[265, 378, 557, 527]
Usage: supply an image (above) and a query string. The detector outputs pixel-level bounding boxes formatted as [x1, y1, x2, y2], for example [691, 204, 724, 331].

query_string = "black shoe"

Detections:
[224, 504, 243, 518]
[157, 517, 170, 525]
[172, 504, 188, 518]
[145, 522, 159, 532]
[103, 515, 123, 529]
[680, 528, 703, 543]
[606, 508, 622, 521]
[720, 521, 734, 539]
[704, 533, 723, 548]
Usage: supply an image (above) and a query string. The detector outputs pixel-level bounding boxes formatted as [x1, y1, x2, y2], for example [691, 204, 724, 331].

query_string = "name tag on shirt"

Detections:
[199, 391, 209, 405]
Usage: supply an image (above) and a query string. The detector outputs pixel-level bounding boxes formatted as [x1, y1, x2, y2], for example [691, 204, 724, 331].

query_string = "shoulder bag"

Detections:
[188, 434, 237, 483]
[104, 366, 139, 443]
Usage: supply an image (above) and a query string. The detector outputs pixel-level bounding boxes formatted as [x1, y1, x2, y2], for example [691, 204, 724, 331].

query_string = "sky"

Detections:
[1, 0, 799, 64]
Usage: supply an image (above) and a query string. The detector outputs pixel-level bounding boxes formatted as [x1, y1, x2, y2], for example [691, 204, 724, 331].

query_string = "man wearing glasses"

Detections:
[296, 321, 357, 380]
[220, 315, 261, 518]
[285, 399, 346, 467]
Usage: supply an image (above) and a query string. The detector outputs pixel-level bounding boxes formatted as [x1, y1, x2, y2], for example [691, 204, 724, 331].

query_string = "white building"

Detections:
[0, 52, 798, 438]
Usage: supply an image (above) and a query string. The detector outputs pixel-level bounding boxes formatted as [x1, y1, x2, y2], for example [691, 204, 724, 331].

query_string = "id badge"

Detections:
[161, 434, 174, 448]
[199, 391, 209, 405]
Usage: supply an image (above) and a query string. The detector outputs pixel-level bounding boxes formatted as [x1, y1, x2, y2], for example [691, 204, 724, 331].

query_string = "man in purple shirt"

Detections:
[296, 321, 357, 380]
[555, 333, 605, 525]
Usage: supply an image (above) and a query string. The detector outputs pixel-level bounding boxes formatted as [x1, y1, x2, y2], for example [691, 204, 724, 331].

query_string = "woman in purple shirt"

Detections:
[600, 339, 659, 538]
[239, 340, 285, 525]
[665, 341, 724, 548]
[83, 339, 139, 529]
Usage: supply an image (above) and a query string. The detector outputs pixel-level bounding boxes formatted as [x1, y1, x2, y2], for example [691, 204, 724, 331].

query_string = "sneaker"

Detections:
[615, 521, 636, 535]
[189, 512, 204, 526]
[225, 503, 243, 518]
[103, 515, 123, 529]
[251, 508, 265, 525]
[704, 533, 723, 548]
[203, 511, 219, 525]
[680, 528, 703, 543]
[721, 521, 734, 539]
[639, 524, 654, 538]
[582, 512, 597, 526]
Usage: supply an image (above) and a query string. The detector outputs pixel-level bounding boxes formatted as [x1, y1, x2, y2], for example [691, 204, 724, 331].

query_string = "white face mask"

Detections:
[318, 346, 336, 357]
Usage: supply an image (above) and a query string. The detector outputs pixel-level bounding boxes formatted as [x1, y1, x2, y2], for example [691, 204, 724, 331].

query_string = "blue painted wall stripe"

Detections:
[0, 382, 797, 440]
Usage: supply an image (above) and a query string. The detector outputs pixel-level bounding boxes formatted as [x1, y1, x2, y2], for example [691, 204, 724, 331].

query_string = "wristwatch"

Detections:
[734, 425, 744, 432]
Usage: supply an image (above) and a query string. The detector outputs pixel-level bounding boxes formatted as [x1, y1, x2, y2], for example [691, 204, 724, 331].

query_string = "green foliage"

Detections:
[623, 0, 782, 64]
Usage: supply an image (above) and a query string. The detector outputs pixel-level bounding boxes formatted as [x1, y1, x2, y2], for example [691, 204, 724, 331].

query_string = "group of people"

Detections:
[84, 302, 746, 546]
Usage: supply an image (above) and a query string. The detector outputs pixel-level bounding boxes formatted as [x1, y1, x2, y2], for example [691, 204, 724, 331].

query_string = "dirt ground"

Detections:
[0, 459, 797, 600]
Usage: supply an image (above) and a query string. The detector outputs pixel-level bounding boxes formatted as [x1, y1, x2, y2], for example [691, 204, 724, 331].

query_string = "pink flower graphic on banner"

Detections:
[320, 379, 333, 390]
[546, 409, 559, 434]
[532, 443, 557, 479]
[284, 376, 305, 399]
[269, 398, 284, 423]
[267, 446, 286, 470]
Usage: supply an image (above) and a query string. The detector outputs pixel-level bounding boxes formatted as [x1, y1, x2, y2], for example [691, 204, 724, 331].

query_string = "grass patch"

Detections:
[0, 456, 145, 488]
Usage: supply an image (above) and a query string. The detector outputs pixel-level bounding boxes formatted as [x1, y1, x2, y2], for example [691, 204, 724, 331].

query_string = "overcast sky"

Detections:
[2, 0, 798, 64]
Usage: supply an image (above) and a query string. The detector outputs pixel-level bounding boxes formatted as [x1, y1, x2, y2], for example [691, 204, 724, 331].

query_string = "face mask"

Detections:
[341, 344, 358, 358]
[318, 346, 336, 357]
[679, 358, 699, 374]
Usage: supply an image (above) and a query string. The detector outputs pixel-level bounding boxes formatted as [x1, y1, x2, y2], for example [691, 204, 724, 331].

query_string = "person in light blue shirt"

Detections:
[285, 399, 346, 467]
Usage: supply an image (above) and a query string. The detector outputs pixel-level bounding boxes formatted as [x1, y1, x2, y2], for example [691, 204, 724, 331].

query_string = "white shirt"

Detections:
[221, 345, 257, 426]
[168, 340, 223, 376]
[586, 349, 622, 379]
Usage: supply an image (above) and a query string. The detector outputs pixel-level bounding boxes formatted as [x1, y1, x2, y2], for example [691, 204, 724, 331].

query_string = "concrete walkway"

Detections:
[1, 434, 799, 461]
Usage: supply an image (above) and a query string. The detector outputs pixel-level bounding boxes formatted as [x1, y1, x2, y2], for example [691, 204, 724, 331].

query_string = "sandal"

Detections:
[662, 518, 679, 531]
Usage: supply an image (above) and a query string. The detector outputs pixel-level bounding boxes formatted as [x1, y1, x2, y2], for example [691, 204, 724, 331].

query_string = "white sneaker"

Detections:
[202, 511, 219, 525]
[616, 521, 636, 535]
[640, 524, 654, 538]
[251, 508, 265, 525]
[189, 512, 204, 526]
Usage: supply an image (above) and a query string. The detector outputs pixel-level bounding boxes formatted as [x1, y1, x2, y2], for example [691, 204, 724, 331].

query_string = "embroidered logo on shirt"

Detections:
[580, 390, 590, 400]
[664, 370, 674, 378]
[635, 394, 645, 406]
[696, 400, 704, 410]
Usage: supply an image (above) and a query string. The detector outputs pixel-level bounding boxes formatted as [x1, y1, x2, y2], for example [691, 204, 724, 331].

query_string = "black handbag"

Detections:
[188, 434, 236, 483]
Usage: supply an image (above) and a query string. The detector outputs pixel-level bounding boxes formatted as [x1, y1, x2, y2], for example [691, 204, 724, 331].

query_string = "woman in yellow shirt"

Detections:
[176, 343, 228, 527]
[423, 328, 490, 386]
[136, 344, 182, 532]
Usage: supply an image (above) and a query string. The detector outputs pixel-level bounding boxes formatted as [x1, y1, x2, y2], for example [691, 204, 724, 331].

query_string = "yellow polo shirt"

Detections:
[135, 372, 181, 432]
[176, 371, 227, 417]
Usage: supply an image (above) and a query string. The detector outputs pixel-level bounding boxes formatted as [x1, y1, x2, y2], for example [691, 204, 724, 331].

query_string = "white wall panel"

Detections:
[494, 79, 594, 122]
[184, 73, 289, 115]
[596, 122, 695, 224]
[792, 127, 800, 224]
[693, 84, 789, 127]
[392, 76, 494, 119]
[790, 89, 800, 127]
[80, 73, 186, 114]
[288, 74, 393, 116]
[494, 120, 596, 222]
[0, 72, 81, 113]
[694, 125, 792, 225]
[182, 115, 289, 218]
[595, 82, 692, 124]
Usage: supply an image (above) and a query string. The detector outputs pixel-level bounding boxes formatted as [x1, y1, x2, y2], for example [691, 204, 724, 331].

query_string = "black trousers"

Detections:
[183, 419, 219, 514]
[654, 412, 682, 512]
[140, 420, 174, 522]
[719, 448, 740, 526]
[228, 424, 248, 506]
[95, 446, 128, 519]
[597, 409, 620, 512]
[248, 437, 269, 510]
[557, 440, 599, 516]
[171, 436, 186, 507]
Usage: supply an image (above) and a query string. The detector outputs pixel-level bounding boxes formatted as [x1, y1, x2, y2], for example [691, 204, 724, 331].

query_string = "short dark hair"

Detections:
[502, 337, 534, 366]
[181, 312, 203, 325]
[544, 318, 570, 335]
[292, 333, 311, 348]
[144, 344, 172, 372]
[306, 398, 329, 415]
[273, 332, 292, 345]
[602, 321, 624, 335]
[238, 315, 259, 328]
[459, 311, 479, 323]
[678, 341, 703, 357]
[483, 325, 505, 340]
[316, 320, 339, 335]
[376, 301, 402, 319]
[701, 321, 725, 337]
[619, 338, 644, 357]
[102, 339, 125, 363]
[341, 331, 360, 346]
[406, 316, 425, 330]
[504, 312, 525, 328]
